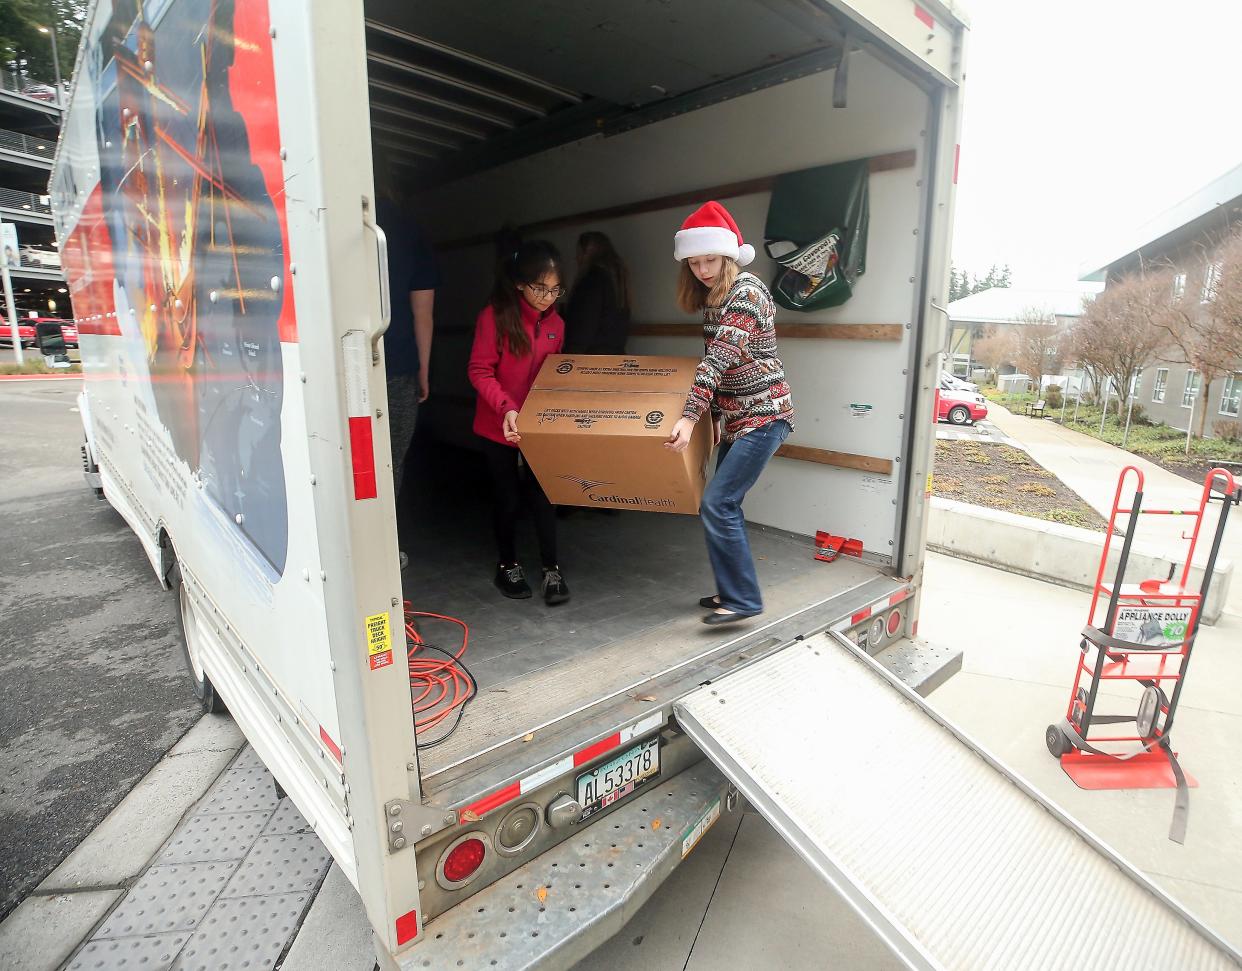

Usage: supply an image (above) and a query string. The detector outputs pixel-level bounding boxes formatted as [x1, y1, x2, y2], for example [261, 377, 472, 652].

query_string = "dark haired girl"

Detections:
[467, 240, 570, 604]
[564, 231, 631, 354]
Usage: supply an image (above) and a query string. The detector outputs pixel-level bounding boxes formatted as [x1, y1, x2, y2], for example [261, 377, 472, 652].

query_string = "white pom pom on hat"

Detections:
[674, 200, 756, 267]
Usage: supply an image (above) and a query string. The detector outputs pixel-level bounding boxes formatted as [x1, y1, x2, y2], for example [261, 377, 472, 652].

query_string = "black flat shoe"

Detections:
[494, 564, 532, 600]
[699, 595, 721, 609]
[702, 609, 761, 626]
[542, 567, 571, 606]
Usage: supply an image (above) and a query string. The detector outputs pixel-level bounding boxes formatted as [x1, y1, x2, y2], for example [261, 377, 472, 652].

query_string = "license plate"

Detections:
[576, 737, 660, 821]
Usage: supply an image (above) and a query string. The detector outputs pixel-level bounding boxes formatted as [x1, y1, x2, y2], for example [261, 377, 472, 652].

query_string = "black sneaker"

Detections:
[542, 567, 570, 606]
[494, 563, 532, 600]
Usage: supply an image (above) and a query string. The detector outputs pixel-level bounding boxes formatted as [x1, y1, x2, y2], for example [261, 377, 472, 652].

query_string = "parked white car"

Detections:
[940, 371, 980, 393]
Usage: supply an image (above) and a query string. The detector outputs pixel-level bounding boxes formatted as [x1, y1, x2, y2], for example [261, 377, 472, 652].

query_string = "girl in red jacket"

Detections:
[467, 240, 571, 604]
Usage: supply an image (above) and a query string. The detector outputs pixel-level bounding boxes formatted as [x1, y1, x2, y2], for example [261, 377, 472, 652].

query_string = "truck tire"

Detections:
[948, 405, 971, 426]
[169, 561, 228, 714]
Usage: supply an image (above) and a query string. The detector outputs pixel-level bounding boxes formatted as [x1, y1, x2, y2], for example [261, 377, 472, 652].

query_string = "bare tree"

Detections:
[1151, 232, 1242, 438]
[970, 325, 1015, 379]
[1011, 307, 1063, 393]
[1068, 274, 1168, 409]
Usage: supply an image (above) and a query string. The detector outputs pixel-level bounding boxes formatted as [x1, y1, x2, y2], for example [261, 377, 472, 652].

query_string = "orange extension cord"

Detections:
[404, 602, 475, 741]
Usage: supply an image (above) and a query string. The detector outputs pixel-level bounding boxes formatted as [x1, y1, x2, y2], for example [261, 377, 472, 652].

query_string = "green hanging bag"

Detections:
[763, 158, 870, 311]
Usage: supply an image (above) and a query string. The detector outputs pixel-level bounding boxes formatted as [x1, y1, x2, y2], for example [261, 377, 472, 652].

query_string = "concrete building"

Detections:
[1080, 163, 1242, 439]
[1, 68, 68, 331]
[945, 286, 1094, 378]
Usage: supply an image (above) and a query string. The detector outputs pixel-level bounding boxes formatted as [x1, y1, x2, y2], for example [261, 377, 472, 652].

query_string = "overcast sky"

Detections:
[951, 0, 1242, 290]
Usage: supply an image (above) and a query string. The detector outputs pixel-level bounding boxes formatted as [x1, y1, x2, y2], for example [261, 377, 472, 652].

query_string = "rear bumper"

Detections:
[386, 760, 731, 971]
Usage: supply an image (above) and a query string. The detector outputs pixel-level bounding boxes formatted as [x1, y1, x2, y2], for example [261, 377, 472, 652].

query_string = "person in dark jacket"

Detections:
[563, 231, 631, 354]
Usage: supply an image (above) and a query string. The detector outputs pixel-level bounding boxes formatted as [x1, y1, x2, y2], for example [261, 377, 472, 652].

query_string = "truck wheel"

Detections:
[948, 405, 971, 426]
[1045, 723, 1072, 758]
[169, 561, 227, 714]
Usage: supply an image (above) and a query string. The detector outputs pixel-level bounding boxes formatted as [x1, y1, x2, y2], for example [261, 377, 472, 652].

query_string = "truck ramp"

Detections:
[673, 632, 1242, 971]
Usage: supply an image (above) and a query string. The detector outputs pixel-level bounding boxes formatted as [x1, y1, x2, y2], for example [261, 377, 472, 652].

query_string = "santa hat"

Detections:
[674, 201, 755, 267]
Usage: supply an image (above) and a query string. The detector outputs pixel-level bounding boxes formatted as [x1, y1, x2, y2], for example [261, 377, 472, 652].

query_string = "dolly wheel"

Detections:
[1046, 723, 1073, 758]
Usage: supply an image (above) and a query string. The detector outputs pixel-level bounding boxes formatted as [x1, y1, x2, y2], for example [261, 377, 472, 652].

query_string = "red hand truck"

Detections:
[1045, 466, 1239, 840]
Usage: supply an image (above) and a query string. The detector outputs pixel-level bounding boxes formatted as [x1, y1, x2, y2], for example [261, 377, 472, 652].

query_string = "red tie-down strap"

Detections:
[815, 531, 863, 562]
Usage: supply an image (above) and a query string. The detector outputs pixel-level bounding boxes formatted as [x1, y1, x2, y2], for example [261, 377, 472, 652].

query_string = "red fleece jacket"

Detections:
[467, 300, 564, 446]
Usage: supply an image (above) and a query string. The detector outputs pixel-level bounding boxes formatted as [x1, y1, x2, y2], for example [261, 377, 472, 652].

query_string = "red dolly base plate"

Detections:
[1060, 748, 1198, 790]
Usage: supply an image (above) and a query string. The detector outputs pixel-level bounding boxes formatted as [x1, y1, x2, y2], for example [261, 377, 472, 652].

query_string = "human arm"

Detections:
[467, 309, 518, 419]
[681, 296, 757, 422]
[412, 289, 434, 401]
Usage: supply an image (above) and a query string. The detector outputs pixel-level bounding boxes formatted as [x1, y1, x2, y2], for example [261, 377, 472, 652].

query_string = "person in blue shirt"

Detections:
[376, 194, 440, 569]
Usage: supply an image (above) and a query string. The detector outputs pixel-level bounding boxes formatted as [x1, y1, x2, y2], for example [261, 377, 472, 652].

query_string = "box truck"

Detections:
[52, 1, 1242, 968]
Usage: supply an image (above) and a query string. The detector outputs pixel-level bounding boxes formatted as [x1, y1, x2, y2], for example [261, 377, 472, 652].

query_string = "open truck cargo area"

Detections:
[53, 1, 1238, 968]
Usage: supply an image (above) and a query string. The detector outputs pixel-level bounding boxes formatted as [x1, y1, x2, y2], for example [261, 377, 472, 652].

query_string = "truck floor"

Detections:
[397, 439, 885, 778]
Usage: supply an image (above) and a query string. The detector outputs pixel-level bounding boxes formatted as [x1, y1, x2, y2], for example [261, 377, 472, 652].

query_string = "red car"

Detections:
[937, 387, 989, 425]
[0, 320, 37, 348]
[0, 317, 75, 349]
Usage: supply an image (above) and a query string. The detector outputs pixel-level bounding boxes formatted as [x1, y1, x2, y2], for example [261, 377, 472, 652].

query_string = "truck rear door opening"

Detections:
[365, 0, 946, 789]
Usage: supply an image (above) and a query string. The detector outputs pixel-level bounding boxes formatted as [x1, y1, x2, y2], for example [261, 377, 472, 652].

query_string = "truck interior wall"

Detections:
[410, 50, 931, 557]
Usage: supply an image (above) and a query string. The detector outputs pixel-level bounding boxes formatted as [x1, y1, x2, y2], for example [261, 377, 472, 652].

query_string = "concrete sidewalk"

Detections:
[988, 403, 1242, 615]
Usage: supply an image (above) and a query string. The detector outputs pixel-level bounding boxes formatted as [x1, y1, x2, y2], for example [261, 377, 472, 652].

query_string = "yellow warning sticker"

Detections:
[925, 472, 933, 497]
[365, 612, 393, 671]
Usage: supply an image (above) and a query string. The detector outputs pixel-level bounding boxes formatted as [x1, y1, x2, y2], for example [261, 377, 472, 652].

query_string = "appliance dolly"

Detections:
[1045, 466, 1239, 840]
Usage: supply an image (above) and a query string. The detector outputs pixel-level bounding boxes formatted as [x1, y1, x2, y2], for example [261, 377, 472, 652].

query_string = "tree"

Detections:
[1011, 307, 1064, 393]
[1068, 274, 1168, 411]
[1151, 232, 1242, 438]
[0, 0, 86, 87]
[949, 262, 1013, 301]
[970, 325, 1015, 378]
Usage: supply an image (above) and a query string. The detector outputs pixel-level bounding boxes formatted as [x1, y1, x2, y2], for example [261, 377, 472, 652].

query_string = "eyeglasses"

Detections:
[523, 283, 565, 299]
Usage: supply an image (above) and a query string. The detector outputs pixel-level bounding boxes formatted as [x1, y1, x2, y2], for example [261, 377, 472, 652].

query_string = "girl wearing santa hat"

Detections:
[468, 239, 571, 606]
[665, 201, 795, 626]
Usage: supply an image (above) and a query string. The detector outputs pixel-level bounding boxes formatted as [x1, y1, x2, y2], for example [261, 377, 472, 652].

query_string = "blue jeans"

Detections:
[701, 420, 791, 614]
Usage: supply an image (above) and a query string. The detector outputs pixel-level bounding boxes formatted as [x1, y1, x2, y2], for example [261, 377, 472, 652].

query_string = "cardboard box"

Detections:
[517, 355, 712, 515]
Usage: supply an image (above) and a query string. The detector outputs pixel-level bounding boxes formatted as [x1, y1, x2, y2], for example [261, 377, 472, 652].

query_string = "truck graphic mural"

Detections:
[86, 0, 293, 573]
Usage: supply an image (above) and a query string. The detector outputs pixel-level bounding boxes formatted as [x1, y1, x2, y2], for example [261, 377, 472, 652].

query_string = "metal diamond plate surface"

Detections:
[171, 891, 312, 971]
[198, 766, 280, 815]
[95, 862, 238, 938]
[674, 634, 1242, 971]
[220, 833, 332, 898]
[401, 762, 728, 970]
[263, 797, 312, 835]
[67, 932, 191, 971]
[156, 811, 271, 865]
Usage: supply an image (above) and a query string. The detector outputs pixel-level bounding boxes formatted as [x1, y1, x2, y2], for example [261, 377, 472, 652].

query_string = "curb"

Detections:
[928, 497, 1232, 623]
[0, 373, 83, 381]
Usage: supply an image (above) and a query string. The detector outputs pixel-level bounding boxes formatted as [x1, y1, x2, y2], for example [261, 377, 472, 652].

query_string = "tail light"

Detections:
[437, 834, 489, 890]
[887, 608, 903, 638]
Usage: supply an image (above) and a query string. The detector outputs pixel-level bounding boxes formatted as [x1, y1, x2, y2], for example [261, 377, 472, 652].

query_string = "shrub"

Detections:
[1045, 384, 1063, 409]
[1017, 482, 1057, 497]
[1044, 508, 1091, 527]
[1213, 419, 1242, 442]
[981, 474, 1010, 485]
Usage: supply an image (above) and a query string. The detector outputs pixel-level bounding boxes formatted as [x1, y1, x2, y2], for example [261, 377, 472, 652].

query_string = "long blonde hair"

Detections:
[676, 258, 740, 314]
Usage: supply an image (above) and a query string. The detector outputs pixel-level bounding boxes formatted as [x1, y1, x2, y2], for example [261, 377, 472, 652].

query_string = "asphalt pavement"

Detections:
[0, 379, 201, 919]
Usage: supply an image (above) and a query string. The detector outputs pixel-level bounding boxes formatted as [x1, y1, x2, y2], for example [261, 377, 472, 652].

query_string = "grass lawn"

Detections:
[933, 440, 1110, 531]
[0, 358, 82, 376]
[983, 388, 1242, 483]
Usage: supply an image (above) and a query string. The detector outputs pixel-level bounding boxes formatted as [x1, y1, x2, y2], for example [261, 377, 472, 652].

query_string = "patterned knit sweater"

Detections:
[682, 272, 795, 442]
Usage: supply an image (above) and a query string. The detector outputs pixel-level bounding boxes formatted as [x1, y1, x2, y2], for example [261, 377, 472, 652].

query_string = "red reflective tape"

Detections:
[348, 416, 377, 500]
[574, 733, 622, 767]
[395, 909, 419, 945]
[953, 144, 961, 184]
[461, 782, 521, 823]
[851, 608, 872, 626]
[914, 4, 935, 29]
[889, 590, 910, 607]
[319, 726, 342, 763]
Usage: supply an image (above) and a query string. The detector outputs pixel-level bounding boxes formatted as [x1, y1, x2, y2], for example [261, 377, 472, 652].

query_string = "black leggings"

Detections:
[479, 439, 558, 569]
